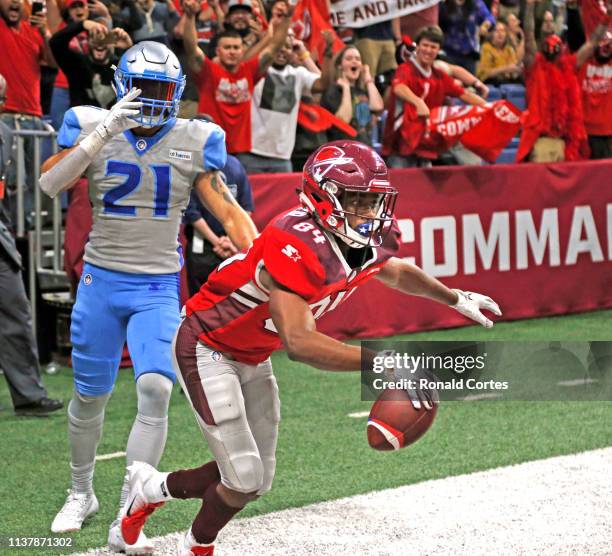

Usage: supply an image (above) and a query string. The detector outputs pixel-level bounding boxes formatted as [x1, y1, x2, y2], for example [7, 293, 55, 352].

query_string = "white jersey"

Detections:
[58, 106, 226, 274]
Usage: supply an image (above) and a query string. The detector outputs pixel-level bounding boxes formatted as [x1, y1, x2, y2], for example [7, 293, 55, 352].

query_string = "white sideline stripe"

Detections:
[95, 452, 126, 461]
[71, 447, 612, 556]
[347, 411, 370, 418]
[557, 378, 599, 387]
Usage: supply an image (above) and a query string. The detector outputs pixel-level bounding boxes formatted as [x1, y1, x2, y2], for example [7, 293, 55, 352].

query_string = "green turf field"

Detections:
[1, 310, 611, 555]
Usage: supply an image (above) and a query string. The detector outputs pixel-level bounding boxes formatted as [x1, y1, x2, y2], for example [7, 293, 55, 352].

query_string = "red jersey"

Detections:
[194, 56, 262, 154]
[579, 57, 612, 136]
[383, 59, 465, 157]
[185, 208, 400, 364]
[0, 17, 44, 116]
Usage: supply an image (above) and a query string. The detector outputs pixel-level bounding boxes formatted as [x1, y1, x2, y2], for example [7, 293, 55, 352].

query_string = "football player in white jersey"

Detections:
[39, 41, 257, 554]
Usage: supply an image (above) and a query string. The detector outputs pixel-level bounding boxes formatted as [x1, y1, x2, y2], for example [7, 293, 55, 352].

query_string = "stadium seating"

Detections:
[500, 84, 526, 112]
[486, 85, 503, 101]
[495, 146, 518, 164]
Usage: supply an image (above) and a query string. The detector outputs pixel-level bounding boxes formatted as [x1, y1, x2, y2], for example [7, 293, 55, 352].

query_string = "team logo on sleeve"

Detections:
[281, 244, 301, 262]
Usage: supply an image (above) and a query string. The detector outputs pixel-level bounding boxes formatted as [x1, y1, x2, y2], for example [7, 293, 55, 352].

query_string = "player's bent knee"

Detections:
[68, 390, 111, 421]
[227, 453, 265, 494]
[256, 457, 276, 496]
[136, 373, 173, 417]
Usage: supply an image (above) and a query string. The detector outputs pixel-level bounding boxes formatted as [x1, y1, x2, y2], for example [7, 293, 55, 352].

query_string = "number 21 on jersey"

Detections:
[102, 161, 171, 217]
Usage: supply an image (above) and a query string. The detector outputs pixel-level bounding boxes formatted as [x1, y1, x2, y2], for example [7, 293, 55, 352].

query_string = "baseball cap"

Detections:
[64, 0, 86, 9]
[227, 0, 252, 12]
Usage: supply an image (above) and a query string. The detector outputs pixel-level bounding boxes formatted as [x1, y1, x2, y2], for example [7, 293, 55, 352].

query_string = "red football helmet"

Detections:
[300, 140, 397, 248]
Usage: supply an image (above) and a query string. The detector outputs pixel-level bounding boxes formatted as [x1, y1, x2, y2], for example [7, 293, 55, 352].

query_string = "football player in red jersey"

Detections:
[120, 140, 501, 556]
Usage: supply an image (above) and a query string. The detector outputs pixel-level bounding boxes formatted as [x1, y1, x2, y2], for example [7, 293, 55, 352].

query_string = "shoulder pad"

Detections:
[57, 106, 108, 149]
[185, 119, 227, 172]
[262, 226, 326, 300]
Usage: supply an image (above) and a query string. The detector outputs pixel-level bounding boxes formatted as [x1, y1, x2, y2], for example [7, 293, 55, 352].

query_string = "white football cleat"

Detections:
[121, 462, 166, 545]
[51, 490, 99, 533]
[108, 519, 154, 555]
[177, 529, 214, 556]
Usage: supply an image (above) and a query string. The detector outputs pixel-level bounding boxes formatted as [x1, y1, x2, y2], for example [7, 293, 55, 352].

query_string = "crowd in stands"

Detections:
[0, 0, 610, 176]
[0, 0, 610, 392]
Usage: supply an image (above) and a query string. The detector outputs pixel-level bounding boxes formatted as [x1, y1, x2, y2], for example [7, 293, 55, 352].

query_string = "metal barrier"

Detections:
[8, 128, 70, 337]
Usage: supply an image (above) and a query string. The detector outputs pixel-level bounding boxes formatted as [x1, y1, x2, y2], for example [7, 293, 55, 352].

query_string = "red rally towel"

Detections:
[297, 102, 358, 137]
[419, 100, 522, 162]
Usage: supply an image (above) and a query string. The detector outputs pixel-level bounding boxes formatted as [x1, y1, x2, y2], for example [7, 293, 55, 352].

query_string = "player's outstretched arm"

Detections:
[194, 171, 258, 251]
[266, 269, 364, 371]
[376, 257, 502, 328]
[40, 89, 142, 198]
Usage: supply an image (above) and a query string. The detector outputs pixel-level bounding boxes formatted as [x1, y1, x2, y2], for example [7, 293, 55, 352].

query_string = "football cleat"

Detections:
[121, 462, 165, 545]
[108, 519, 154, 555]
[177, 529, 214, 556]
[51, 490, 99, 533]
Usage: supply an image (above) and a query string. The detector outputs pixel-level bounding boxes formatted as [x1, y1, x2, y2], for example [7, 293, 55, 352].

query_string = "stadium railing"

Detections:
[9, 128, 70, 338]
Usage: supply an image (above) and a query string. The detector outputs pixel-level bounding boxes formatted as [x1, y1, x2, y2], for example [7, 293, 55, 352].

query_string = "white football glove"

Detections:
[452, 289, 502, 329]
[80, 88, 142, 157]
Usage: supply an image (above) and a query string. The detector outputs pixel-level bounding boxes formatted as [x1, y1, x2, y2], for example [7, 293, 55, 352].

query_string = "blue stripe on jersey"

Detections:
[203, 126, 227, 171]
[122, 117, 177, 156]
[176, 241, 184, 268]
[57, 108, 82, 149]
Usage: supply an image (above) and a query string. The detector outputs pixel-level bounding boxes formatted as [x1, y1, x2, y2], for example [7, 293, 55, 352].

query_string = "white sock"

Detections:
[144, 470, 172, 503]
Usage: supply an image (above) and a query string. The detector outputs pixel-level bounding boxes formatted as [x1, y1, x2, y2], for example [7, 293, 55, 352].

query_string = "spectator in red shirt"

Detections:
[516, 0, 609, 162]
[570, 2, 612, 160]
[0, 0, 56, 117]
[0, 0, 56, 226]
[580, 33, 612, 159]
[182, 0, 291, 159]
[382, 25, 487, 167]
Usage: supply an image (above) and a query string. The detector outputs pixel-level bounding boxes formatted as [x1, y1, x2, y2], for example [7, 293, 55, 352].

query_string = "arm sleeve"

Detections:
[442, 71, 465, 97]
[183, 190, 205, 225]
[262, 229, 326, 299]
[49, 21, 88, 83]
[476, 0, 495, 26]
[122, 5, 145, 33]
[320, 85, 341, 112]
[566, 7, 586, 52]
[297, 66, 319, 96]
[391, 62, 411, 88]
[476, 43, 495, 80]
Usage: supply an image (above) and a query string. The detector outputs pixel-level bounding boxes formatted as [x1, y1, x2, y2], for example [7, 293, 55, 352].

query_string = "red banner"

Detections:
[417, 101, 522, 162]
[292, 0, 344, 61]
[249, 161, 612, 340]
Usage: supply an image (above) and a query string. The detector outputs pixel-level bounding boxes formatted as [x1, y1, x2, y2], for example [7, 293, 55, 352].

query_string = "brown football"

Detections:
[367, 388, 437, 451]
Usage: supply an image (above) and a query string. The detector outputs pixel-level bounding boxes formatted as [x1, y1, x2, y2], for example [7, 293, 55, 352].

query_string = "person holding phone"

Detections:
[0, 0, 57, 226]
[49, 18, 132, 108]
